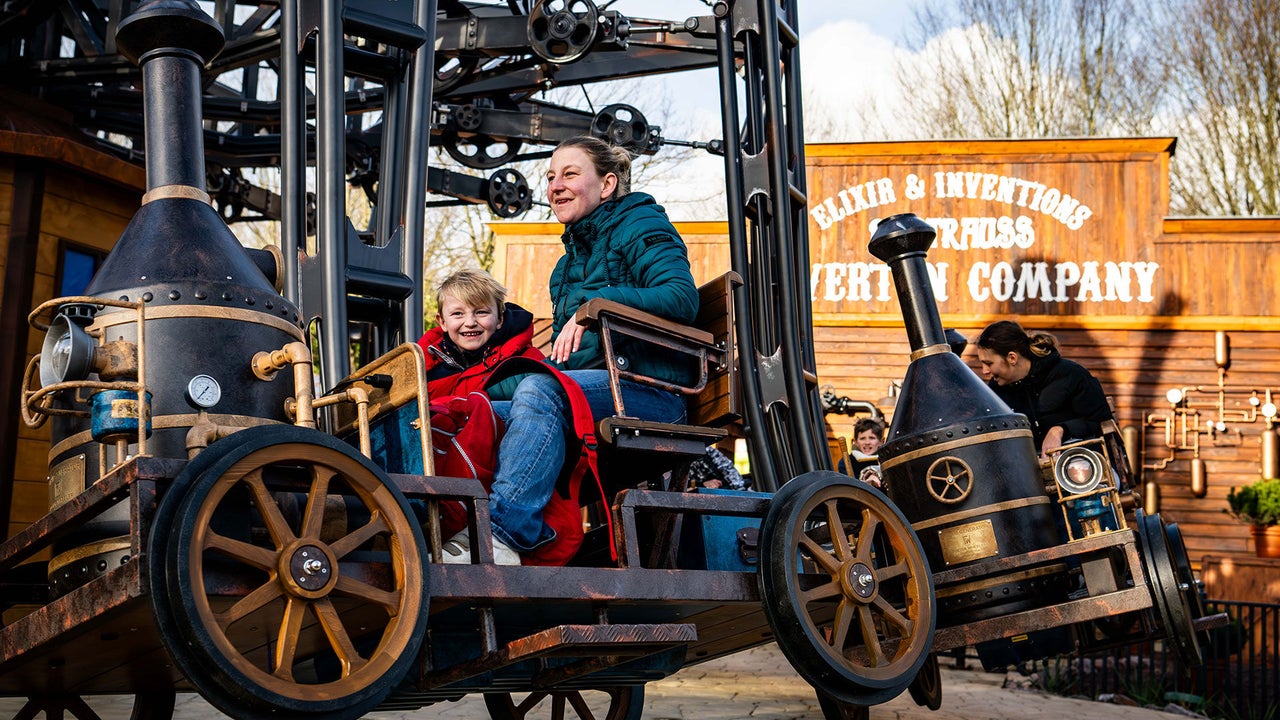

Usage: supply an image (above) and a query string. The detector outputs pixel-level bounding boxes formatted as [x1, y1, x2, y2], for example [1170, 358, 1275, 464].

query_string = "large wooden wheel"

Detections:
[483, 686, 644, 720]
[761, 471, 935, 706]
[148, 426, 428, 719]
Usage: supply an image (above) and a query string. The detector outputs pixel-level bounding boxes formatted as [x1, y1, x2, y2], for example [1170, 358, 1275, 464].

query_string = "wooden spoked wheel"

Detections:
[761, 471, 935, 706]
[483, 686, 644, 720]
[149, 426, 428, 719]
[12, 689, 176, 720]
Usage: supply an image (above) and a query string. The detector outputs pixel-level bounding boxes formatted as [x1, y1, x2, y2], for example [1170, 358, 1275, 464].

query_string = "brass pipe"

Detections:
[312, 387, 371, 457]
[252, 341, 316, 429]
[185, 411, 247, 458]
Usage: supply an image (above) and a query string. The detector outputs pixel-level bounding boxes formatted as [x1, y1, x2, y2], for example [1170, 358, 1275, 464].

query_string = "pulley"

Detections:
[591, 104, 653, 153]
[487, 168, 532, 218]
[528, 0, 599, 64]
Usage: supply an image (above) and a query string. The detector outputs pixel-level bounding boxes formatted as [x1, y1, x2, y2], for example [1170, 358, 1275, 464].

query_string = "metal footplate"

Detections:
[424, 623, 698, 688]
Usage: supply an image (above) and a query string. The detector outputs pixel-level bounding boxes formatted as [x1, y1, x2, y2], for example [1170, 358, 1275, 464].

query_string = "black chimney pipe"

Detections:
[115, 0, 225, 193]
[868, 213, 948, 354]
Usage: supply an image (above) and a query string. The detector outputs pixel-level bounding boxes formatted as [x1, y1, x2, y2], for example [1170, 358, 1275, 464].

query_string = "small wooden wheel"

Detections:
[149, 426, 428, 719]
[762, 471, 935, 706]
[484, 686, 644, 720]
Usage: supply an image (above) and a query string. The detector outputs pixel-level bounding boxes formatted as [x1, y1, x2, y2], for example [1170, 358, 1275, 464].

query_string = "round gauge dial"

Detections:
[186, 374, 222, 409]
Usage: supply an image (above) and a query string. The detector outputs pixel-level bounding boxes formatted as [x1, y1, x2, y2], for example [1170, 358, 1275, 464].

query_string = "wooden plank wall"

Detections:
[492, 139, 1280, 581]
[2, 158, 138, 540]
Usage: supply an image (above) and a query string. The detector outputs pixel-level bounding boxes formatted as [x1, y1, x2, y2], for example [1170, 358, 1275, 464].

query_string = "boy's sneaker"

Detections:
[441, 530, 521, 566]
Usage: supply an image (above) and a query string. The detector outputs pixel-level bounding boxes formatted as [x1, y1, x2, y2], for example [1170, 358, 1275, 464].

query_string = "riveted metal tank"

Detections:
[869, 213, 1069, 623]
[42, 0, 303, 594]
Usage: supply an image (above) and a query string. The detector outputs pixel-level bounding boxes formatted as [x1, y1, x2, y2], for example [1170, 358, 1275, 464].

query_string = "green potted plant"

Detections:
[1226, 477, 1280, 558]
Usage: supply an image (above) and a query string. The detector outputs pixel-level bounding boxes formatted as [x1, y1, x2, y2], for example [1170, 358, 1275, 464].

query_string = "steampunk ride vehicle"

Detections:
[1, 0, 1222, 718]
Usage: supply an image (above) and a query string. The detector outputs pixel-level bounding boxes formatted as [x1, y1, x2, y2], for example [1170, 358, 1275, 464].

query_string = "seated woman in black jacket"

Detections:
[973, 320, 1114, 457]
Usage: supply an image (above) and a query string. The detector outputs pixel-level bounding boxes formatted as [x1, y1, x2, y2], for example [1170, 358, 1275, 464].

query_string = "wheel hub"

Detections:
[842, 561, 877, 601]
[550, 11, 577, 40]
[280, 541, 338, 598]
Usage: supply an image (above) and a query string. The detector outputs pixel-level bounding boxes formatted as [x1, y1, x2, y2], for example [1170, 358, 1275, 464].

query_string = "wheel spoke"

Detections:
[829, 597, 855, 654]
[203, 529, 278, 570]
[551, 694, 567, 720]
[516, 692, 549, 715]
[272, 596, 306, 680]
[824, 499, 852, 560]
[853, 509, 882, 564]
[797, 532, 842, 573]
[565, 691, 597, 719]
[216, 579, 284, 629]
[312, 597, 368, 677]
[243, 468, 298, 548]
[328, 510, 389, 559]
[876, 558, 910, 582]
[800, 577, 843, 603]
[855, 604, 888, 667]
[871, 595, 914, 635]
[300, 467, 336, 540]
[334, 574, 401, 614]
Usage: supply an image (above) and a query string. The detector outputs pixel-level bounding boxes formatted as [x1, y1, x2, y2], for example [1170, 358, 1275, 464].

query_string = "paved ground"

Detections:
[1, 644, 1187, 719]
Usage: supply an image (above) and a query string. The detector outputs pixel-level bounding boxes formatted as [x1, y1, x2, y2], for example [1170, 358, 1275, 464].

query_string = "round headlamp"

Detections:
[1053, 446, 1106, 495]
[40, 313, 96, 387]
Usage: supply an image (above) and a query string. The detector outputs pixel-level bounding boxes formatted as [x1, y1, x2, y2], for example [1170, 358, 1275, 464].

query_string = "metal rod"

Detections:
[401, 0, 439, 343]
[280, 0, 303, 305]
[318, 0, 350, 388]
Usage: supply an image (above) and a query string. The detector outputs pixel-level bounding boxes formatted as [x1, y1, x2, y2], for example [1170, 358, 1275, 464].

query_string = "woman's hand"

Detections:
[550, 322, 585, 363]
[1040, 426, 1065, 457]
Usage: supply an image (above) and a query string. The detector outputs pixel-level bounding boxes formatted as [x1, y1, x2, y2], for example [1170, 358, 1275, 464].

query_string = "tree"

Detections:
[1146, 0, 1280, 215]
[898, 0, 1158, 140]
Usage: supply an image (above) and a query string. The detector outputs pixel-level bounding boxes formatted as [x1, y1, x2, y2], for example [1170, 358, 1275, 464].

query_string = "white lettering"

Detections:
[1054, 262, 1081, 301]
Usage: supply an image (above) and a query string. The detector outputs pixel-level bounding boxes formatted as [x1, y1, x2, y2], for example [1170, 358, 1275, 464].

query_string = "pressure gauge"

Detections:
[186, 374, 222, 409]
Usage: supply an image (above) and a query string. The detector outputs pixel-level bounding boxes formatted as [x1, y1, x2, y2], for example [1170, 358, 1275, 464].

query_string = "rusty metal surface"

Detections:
[424, 623, 698, 688]
[931, 585, 1155, 652]
[931, 529, 1140, 587]
[0, 457, 183, 570]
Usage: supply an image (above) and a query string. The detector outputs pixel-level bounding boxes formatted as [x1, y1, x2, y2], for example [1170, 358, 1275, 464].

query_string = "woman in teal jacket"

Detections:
[476, 136, 700, 563]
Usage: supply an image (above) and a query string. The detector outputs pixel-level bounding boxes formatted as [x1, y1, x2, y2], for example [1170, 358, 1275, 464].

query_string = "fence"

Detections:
[1035, 600, 1279, 720]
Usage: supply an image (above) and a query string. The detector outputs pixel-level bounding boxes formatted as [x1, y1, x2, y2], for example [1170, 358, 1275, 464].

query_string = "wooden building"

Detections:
[0, 94, 144, 541]
[494, 137, 1280, 581]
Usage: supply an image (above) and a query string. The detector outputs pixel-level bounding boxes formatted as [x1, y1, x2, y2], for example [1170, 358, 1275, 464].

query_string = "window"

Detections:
[56, 244, 105, 296]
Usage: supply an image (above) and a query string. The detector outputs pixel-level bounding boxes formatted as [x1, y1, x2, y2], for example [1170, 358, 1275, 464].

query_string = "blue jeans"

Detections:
[487, 369, 686, 551]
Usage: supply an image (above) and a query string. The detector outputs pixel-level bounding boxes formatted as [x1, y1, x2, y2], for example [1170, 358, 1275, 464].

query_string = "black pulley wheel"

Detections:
[761, 471, 935, 706]
[816, 690, 869, 720]
[445, 134, 523, 169]
[484, 685, 644, 720]
[527, 0, 599, 63]
[1136, 510, 1203, 668]
[488, 168, 532, 218]
[590, 104, 651, 152]
[149, 425, 429, 719]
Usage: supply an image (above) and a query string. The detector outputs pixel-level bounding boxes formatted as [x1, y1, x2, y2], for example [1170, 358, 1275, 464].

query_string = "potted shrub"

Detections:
[1226, 477, 1280, 558]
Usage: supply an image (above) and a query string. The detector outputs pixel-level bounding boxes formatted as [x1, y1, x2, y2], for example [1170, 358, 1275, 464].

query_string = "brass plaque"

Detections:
[49, 454, 86, 509]
[938, 518, 999, 566]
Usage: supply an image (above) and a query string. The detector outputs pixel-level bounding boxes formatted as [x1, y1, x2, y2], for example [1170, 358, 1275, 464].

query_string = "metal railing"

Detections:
[1033, 600, 1279, 720]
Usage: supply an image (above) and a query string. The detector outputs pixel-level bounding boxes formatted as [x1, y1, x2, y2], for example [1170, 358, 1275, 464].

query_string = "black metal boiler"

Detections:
[32, 0, 303, 595]
[869, 213, 1071, 625]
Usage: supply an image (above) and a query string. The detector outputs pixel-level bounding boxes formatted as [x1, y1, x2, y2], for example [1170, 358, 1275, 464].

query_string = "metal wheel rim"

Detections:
[906, 653, 942, 710]
[762, 471, 935, 705]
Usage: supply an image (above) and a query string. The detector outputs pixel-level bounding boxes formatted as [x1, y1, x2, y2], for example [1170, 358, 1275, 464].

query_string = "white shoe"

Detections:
[441, 530, 521, 566]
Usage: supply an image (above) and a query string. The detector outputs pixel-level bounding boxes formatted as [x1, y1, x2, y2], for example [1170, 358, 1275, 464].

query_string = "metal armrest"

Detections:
[573, 298, 724, 417]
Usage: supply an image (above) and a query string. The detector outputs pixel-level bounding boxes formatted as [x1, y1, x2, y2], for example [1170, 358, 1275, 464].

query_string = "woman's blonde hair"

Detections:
[556, 135, 632, 198]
